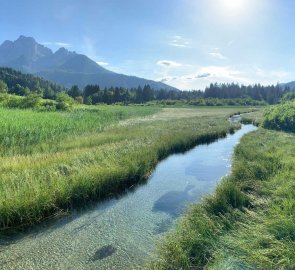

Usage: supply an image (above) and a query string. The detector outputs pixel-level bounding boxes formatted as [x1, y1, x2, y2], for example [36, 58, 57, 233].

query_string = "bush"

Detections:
[21, 93, 41, 108]
[39, 100, 57, 111]
[56, 91, 74, 110]
[263, 101, 295, 132]
[6, 95, 22, 108]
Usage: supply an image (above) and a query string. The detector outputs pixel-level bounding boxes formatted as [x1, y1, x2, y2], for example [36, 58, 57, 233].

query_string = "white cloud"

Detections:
[96, 61, 109, 66]
[156, 64, 295, 90]
[55, 42, 71, 47]
[42, 42, 71, 47]
[169, 35, 191, 48]
[156, 65, 251, 90]
[209, 52, 226, 60]
[157, 60, 183, 67]
[199, 66, 241, 79]
[160, 76, 178, 82]
[208, 47, 227, 60]
[195, 73, 211, 79]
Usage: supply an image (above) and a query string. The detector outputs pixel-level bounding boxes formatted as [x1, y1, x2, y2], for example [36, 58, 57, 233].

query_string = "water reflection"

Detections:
[153, 184, 197, 217]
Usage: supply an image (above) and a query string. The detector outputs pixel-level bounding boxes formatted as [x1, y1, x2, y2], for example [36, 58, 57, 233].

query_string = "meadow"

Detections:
[150, 106, 295, 269]
[0, 105, 255, 230]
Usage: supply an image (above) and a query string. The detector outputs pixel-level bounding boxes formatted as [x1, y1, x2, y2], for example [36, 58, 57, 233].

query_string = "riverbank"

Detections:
[150, 114, 295, 269]
[0, 123, 257, 270]
[0, 106, 254, 230]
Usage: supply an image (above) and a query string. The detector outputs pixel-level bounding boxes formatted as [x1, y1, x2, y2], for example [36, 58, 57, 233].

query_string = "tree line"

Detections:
[68, 84, 203, 104]
[204, 83, 282, 104]
[67, 83, 284, 105]
[0, 67, 293, 106]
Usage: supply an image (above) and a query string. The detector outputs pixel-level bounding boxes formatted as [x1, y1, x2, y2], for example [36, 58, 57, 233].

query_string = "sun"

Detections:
[221, 0, 246, 12]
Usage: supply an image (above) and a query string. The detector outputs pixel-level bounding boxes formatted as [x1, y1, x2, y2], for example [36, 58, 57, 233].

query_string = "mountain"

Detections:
[0, 36, 177, 90]
[279, 81, 295, 91]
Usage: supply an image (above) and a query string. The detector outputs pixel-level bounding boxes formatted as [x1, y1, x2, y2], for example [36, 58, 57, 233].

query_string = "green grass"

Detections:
[149, 119, 295, 269]
[0, 106, 256, 230]
[240, 109, 264, 126]
[0, 105, 159, 155]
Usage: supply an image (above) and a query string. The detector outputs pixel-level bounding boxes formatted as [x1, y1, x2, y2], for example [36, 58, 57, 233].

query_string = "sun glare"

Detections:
[221, 0, 246, 12]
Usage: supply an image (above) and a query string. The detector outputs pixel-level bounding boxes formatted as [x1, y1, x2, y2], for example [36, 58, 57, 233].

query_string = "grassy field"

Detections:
[0, 105, 160, 156]
[0, 105, 255, 230]
[150, 109, 295, 269]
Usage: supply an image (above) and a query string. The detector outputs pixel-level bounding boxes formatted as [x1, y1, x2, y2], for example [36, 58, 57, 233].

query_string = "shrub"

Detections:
[21, 93, 41, 108]
[263, 101, 295, 132]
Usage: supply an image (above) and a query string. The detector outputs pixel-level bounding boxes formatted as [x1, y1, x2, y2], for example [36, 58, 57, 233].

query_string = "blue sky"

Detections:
[1, 0, 295, 90]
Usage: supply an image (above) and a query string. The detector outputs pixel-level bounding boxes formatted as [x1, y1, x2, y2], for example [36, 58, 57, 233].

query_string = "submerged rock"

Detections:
[90, 245, 117, 261]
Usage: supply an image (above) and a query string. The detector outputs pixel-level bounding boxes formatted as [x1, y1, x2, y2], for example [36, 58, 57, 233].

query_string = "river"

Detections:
[0, 124, 257, 270]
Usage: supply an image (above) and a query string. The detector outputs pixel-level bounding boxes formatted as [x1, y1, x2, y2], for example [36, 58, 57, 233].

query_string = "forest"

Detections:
[0, 67, 291, 108]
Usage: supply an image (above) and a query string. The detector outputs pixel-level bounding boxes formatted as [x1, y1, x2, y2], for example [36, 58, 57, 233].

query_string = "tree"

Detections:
[142, 85, 154, 102]
[43, 87, 55, 99]
[10, 84, 26, 95]
[84, 85, 100, 98]
[0, 81, 8, 94]
[68, 85, 82, 98]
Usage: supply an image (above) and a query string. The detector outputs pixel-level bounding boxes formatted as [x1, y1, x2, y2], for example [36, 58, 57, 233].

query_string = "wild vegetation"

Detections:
[0, 106, 254, 230]
[150, 105, 295, 269]
[263, 100, 295, 132]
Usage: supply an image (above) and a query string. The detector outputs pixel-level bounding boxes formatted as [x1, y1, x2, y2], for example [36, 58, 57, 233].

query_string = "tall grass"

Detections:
[149, 127, 295, 269]
[0, 106, 253, 230]
[0, 105, 159, 155]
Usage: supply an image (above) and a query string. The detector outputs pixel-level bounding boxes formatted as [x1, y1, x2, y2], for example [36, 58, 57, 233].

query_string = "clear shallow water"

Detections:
[0, 124, 257, 270]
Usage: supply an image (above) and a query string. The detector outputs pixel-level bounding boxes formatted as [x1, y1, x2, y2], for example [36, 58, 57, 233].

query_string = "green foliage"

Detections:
[75, 96, 84, 104]
[188, 97, 266, 106]
[39, 99, 57, 111]
[21, 93, 41, 108]
[55, 91, 75, 110]
[0, 80, 8, 93]
[281, 90, 295, 101]
[0, 67, 65, 96]
[204, 83, 282, 104]
[263, 100, 295, 132]
[3, 94, 23, 108]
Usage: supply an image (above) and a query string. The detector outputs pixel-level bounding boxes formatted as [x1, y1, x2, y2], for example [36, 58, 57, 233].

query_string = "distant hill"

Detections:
[279, 81, 295, 90]
[0, 36, 178, 90]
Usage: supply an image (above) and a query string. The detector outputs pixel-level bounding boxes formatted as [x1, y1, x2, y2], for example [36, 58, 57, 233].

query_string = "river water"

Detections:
[0, 124, 257, 270]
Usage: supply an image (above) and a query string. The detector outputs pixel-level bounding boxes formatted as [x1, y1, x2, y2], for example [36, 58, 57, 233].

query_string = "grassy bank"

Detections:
[0, 106, 254, 230]
[150, 113, 295, 269]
